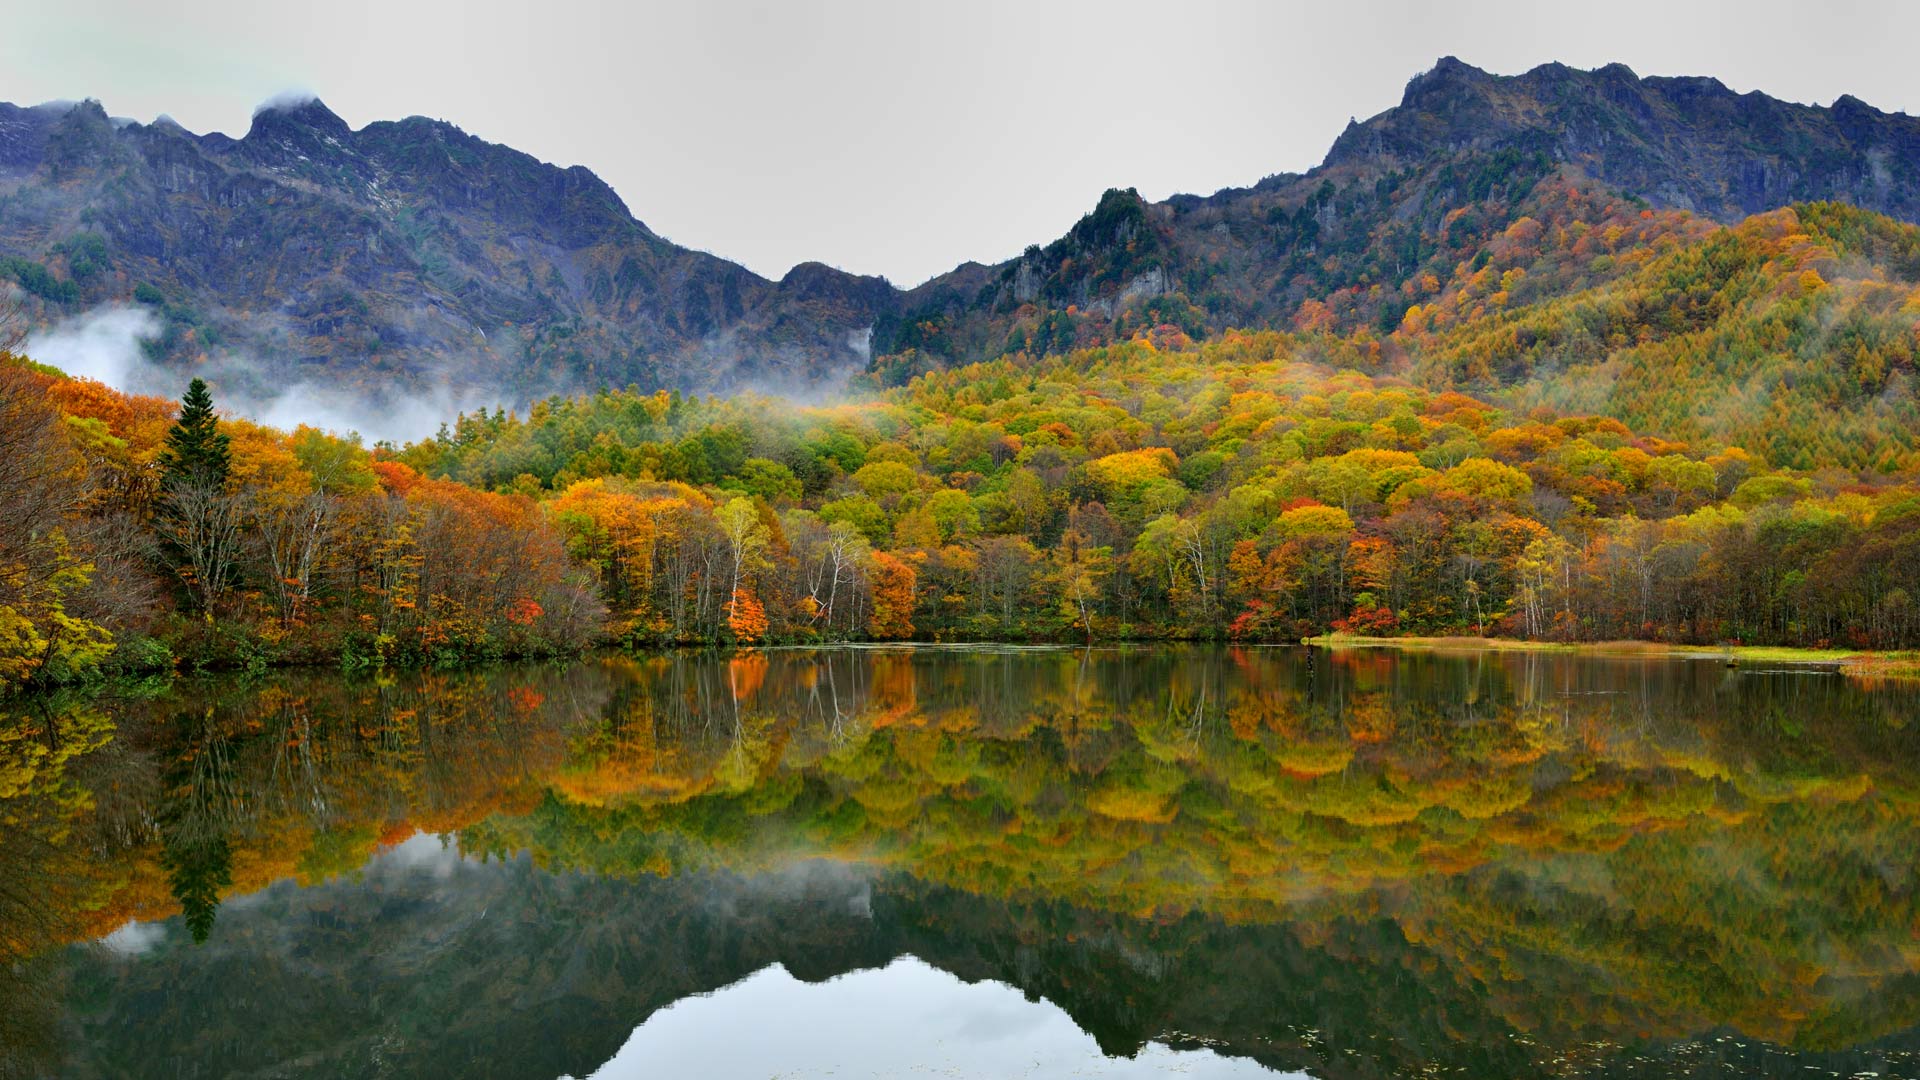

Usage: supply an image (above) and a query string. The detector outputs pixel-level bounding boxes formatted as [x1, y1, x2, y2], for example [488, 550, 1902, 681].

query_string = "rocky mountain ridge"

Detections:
[2, 56, 1916, 408]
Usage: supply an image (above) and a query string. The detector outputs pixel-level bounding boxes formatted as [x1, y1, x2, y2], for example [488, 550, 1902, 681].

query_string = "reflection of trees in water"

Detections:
[0, 698, 131, 950]
[798, 649, 872, 747]
[11, 649, 1920, 918]
[6, 647, 1920, 1075]
[159, 829, 231, 944]
[0, 696, 132, 1080]
[485, 647, 1920, 1055]
[1, 664, 610, 970]
[158, 708, 238, 943]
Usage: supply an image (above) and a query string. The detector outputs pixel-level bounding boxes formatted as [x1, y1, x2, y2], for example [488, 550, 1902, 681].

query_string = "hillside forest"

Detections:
[4, 196, 1920, 690]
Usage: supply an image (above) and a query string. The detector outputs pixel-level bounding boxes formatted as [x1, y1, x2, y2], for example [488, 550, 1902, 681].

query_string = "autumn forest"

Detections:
[6, 191, 1920, 691]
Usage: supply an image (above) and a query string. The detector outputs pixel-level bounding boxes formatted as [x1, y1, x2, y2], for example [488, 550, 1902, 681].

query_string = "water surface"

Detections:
[4, 645, 1919, 1078]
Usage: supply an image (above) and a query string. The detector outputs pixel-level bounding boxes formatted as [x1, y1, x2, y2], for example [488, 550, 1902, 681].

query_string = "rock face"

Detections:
[0, 97, 895, 401]
[2, 58, 1917, 400]
[873, 58, 1920, 378]
[1326, 58, 1920, 222]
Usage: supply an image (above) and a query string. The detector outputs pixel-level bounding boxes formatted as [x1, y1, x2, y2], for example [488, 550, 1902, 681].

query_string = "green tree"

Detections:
[156, 379, 241, 614]
[159, 378, 231, 492]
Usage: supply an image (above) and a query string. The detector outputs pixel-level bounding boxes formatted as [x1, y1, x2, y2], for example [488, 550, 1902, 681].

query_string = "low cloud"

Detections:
[253, 88, 321, 116]
[245, 377, 497, 446]
[23, 304, 161, 387]
[24, 304, 499, 444]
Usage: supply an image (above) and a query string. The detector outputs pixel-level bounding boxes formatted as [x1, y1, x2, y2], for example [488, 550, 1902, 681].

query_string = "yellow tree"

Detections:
[717, 497, 770, 632]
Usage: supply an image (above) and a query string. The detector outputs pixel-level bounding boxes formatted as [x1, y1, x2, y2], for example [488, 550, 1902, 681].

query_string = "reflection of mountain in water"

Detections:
[49, 840, 1920, 1080]
[582, 955, 1289, 1080]
[6, 646, 1920, 1078]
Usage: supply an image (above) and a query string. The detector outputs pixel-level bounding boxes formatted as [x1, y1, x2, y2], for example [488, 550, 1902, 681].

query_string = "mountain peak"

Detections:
[246, 94, 350, 141]
[1400, 55, 1491, 105]
[1833, 92, 1883, 116]
[1429, 55, 1483, 76]
[46, 98, 111, 126]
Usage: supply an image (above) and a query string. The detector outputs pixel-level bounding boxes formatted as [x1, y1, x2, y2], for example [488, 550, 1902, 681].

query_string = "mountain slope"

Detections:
[873, 57, 1920, 378]
[1326, 57, 1920, 220]
[0, 97, 894, 405]
[1, 58, 1917, 409]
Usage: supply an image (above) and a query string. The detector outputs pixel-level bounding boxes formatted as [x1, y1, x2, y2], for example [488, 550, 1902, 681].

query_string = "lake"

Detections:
[4, 645, 1919, 1078]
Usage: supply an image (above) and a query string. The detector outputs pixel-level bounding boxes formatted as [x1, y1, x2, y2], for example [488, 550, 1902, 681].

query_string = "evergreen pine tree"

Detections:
[159, 377, 231, 492]
[160, 827, 233, 944]
[156, 378, 241, 616]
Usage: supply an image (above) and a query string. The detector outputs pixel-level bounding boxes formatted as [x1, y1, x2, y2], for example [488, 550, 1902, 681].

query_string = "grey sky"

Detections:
[6, 0, 1917, 286]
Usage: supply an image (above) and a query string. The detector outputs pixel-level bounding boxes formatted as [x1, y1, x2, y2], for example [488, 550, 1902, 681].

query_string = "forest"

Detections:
[3, 198, 1920, 692]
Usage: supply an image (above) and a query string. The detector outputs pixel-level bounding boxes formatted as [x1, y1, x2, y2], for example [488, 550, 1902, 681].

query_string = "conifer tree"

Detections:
[156, 378, 242, 614]
[159, 377, 231, 492]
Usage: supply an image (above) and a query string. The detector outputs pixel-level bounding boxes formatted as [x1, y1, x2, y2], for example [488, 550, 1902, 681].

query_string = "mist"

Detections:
[21, 304, 158, 386]
[252, 87, 318, 115]
[24, 303, 500, 445]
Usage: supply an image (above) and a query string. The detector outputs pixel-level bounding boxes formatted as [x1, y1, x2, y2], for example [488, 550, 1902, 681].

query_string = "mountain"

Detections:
[1326, 57, 1920, 218]
[0, 96, 894, 404]
[873, 57, 1920, 379]
[1, 58, 1917, 406]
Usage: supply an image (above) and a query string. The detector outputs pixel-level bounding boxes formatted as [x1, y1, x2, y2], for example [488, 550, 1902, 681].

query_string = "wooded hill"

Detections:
[6, 211, 1919, 692]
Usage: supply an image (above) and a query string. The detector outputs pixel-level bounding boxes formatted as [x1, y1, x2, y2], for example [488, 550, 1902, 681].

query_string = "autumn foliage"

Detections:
[727, 589, 768, 643]
[7, 196, 1920, 684]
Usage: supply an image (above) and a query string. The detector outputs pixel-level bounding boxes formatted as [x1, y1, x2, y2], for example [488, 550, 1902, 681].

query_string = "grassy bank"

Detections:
[1310, 633, 1920, 679]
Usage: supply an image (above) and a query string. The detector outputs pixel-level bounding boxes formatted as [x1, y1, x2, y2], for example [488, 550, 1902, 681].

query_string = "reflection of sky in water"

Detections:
[579, 956, 1298, 1079]
[97, 919, 168, 956]
[372, 829, 468, 876]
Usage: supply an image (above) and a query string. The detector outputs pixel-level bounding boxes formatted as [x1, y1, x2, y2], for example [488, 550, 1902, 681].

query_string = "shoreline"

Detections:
[1308, 633, 1920, 679]
[16, 635, 1920, 701]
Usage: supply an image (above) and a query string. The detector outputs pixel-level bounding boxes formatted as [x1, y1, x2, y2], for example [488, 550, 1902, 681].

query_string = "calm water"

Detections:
[4, 645, 1920, 1079]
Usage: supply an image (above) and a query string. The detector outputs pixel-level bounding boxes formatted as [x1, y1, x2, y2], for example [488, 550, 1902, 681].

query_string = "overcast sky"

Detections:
[7, 0, 1917, 286]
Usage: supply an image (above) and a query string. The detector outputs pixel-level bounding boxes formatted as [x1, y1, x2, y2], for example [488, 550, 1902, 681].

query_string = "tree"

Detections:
[250, 486, 336, 628]
[718, 497, 770, 631]
[0, 363, 113, 688]
[869, 551, 917, 639]
[1513, 534, 1577, 639]
[728, 588, 768, 643]
[157, 472, 246, 617]
[974, 536, 1038, 629]
[797, 519, 869, 633]
[159, 378, 231, 493]
[156, 379, 241, 615]
[1051, 524, 1111, 641]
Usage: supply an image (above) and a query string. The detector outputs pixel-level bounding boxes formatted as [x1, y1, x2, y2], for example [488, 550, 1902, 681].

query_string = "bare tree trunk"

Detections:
[162, 477, 246, 616]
